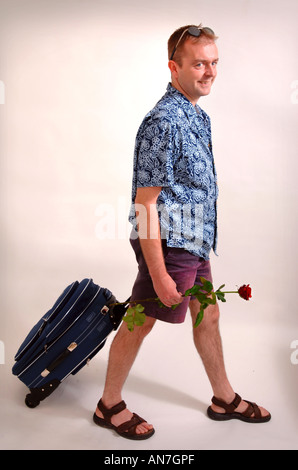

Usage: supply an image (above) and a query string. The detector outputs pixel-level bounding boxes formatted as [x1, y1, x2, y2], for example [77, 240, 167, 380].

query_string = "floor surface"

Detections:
[1, 315, 297, 451]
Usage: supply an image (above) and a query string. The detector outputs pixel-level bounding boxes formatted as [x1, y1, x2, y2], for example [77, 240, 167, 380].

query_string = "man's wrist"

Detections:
[138, 237, 167, 280]
[149, 267, 168, 284]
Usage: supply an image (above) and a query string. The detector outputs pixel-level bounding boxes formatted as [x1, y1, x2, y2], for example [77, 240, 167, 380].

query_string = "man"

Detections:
[93, 25, 271, 440]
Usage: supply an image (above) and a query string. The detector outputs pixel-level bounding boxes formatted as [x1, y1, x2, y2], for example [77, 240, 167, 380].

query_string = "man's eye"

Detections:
[196, 63, 203, 68]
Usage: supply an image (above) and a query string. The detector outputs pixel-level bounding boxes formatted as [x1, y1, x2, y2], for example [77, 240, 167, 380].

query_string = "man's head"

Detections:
[168, 24, 219, 105]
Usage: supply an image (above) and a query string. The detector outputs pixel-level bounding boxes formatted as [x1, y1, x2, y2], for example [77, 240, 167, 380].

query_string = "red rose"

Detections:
[238, 284, 252, 300]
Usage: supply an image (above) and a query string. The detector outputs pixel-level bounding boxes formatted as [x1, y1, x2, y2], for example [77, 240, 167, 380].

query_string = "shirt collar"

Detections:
[166, 82, 202, 122]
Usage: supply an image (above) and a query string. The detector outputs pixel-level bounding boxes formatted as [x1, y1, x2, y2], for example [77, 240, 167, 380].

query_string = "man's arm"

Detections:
[134, 186, 182, 308]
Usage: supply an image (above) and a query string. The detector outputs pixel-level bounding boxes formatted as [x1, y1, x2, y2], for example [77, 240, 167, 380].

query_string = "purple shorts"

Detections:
[130, 237, 213, 324]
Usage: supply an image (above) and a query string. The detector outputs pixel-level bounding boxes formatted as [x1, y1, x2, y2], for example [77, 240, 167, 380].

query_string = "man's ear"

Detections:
[168, 60, 179, 78]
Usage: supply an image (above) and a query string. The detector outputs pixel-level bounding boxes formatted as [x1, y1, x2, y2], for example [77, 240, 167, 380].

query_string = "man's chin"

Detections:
[197, 83, 212, 96]
[197, 88, 212, 98]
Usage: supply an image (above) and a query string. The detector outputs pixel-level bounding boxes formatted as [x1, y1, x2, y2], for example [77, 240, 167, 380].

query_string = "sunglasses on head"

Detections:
[169, 25, 215, 61]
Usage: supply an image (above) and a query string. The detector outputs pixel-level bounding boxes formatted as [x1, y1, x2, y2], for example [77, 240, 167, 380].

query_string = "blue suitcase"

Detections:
[12, 278, 128, 408]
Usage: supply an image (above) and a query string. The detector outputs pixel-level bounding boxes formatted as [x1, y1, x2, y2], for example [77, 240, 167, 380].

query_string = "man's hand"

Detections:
[151, 272, 183, 308]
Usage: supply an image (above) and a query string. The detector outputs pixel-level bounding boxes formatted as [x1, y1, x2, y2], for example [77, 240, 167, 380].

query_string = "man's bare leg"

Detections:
[95, 315, 156, 434]
[190, 299, 270, 417]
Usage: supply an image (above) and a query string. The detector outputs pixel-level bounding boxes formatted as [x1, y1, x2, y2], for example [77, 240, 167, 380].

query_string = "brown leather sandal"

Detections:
[207, 393, 271, 423]
[93, 399, 155, 440]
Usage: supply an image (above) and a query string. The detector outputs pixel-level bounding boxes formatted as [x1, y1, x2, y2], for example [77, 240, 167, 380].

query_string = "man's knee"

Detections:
[118, 314, 155, 340]
[190, 300, 220, 328]
[205, 302, 220, 325]
[136, 315, 156, 337]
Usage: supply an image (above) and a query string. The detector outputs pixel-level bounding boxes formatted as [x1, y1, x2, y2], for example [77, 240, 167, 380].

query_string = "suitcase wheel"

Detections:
[25, 394, 40, 408]
[24, 379, 61, 408]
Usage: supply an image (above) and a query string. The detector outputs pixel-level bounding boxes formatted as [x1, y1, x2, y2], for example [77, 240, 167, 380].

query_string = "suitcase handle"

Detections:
[109, 297, 131, 330]
[41, 342, 77, 378]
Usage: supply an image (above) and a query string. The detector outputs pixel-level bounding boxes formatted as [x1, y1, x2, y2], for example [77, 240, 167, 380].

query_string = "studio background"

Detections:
[0, 0, 297, 450]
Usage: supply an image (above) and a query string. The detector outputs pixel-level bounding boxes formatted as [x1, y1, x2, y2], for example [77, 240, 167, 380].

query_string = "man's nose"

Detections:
[204, 64, 216, 77]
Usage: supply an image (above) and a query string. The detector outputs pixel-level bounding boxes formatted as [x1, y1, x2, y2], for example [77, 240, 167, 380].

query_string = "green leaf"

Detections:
[134, 310, 146, 326]
[194, 293, 207, 304]
[123, 305, 146, 331]
[123, 308, 133, 323]
[157, 299, 167, 309]
[135, 304, 145, 313]
[185, 285, 201, 297]
[217, 284, 225, 291]
[202, 297, 213, 306]
[200, 277, 213, 293]
[134, 319, 145, 326]
[194, 309, 204, 327]
[216, 292, 226, 302]
[171, 303, 180, 310]
[123, 315, 134, 332]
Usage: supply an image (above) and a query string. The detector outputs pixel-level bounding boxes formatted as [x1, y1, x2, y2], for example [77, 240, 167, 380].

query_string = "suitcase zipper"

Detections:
[62, 340, 107, 379]
[45, 279, 92, 340]
[18, 285, 102, 380]
[39, 315, 107, 380]
[14, 281, 78, 362]
[28, 312, 110, 388]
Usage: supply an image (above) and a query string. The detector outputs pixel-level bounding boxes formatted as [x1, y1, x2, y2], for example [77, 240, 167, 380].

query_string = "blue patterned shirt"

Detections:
[129, 83, 218, 260]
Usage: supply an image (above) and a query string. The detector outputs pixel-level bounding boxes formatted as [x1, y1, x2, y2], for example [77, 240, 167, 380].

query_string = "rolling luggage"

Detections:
[12, 278, 129, 408]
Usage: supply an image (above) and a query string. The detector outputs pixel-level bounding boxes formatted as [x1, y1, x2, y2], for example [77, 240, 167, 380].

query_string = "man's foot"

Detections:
[94, 398, 154, 439]
[208, 393, 271, 423]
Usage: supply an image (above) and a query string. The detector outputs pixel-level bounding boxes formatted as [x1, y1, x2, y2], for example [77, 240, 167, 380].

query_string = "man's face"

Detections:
[170, 38, 219, 105]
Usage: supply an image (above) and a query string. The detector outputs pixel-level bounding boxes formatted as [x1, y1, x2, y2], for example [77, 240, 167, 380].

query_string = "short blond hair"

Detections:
[168, 24, 218, 65]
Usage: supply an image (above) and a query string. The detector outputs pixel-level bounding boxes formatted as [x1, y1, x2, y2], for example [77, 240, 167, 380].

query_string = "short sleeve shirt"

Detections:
[129, 83, 218, 260]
